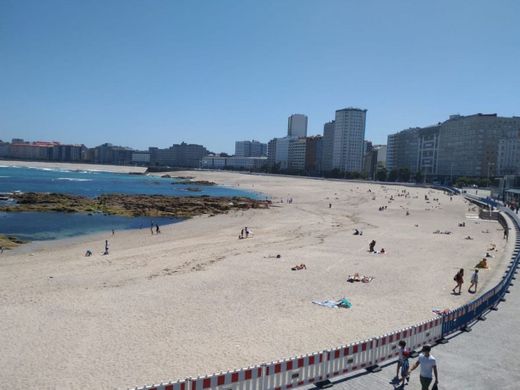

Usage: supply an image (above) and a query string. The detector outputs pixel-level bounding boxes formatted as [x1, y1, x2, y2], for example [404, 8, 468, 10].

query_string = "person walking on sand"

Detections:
[369, 240, 376, 253]
[150, 221, 154, 235]
[104, 240, 109, 255]
[452, 268, 464, 294]
[155, 224, 160, 234]
[468, 269, 479, 293]
[408, 344, 438, 390]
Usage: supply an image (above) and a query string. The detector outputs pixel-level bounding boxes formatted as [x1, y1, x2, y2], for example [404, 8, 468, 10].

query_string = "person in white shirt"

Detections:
[468, 269, 479, 293]
[409, 344, 438, 390]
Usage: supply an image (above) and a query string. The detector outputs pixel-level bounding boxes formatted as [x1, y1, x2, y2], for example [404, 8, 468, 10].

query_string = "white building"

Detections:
[288, 114, 308, 138]
[288, 137, 307, 171]
[201, 156, 267, 170]
[332, 107, 367, 172]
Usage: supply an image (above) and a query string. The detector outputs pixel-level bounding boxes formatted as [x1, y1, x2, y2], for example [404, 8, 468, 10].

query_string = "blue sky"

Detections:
[1, 0, 519, 153]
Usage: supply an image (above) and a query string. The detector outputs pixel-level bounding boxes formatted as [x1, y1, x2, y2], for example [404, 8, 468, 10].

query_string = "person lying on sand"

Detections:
[465, 236, 473, 240]
[361, 276, 374, 283]
[85, 250, 92, 257]
[347, 273, 361, 282]
[475, 258, 489, 269]
[432, 308, 450, 315]
[291, 264, 306, 271]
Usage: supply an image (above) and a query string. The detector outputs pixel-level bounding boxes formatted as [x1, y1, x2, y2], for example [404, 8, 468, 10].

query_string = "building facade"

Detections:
[235, 140, 267, 157]
[387, 113, 520, 180]
[149, 142, 208, 167]
[321, 121, 335, 173]
[201, 156, 267, 170]
[305, 136, 323, 175]
[332, 108, 367, 172]
[386, 128, 420, 173]
[288, 137, 307, 171]
[288, 114, 308, 138]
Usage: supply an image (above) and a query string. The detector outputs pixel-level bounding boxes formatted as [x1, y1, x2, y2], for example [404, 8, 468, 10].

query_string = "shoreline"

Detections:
[0, 165, 514, 389]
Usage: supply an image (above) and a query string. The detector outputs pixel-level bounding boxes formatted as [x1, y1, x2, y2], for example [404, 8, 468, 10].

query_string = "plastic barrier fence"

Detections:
[131, 207, 520, 390]
[371, 327, 413, 364]
[263, 352, 325, 390]
[132, 380, 189, 390]
[190, 366, 264, 390]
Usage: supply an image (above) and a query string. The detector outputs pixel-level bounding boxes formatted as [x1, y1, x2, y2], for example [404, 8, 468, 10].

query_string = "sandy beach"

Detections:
[0, 162, 514, 389]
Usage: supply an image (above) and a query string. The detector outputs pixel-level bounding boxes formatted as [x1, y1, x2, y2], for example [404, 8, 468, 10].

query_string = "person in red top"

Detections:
[452, 268, 464, 295]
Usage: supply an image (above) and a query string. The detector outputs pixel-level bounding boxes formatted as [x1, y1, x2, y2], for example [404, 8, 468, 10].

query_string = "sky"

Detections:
[1, 0, 519, 154]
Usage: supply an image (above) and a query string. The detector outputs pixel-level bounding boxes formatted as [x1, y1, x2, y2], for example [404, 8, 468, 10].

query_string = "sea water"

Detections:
[0, 165, 259, 198]
[0, 165, 259, 241]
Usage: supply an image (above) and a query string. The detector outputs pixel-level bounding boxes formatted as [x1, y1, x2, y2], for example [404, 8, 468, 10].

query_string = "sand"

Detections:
[0, 162, 514, 389]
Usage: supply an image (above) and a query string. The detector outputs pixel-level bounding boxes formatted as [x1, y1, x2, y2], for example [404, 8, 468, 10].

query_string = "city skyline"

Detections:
[1, 1, 519, 153]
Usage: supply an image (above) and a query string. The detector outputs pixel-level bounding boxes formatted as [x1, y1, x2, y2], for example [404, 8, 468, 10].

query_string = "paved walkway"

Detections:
[307, 212, 520, 390]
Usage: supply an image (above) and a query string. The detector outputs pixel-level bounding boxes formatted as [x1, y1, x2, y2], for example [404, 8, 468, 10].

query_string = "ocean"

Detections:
[0, 165, 258, 241]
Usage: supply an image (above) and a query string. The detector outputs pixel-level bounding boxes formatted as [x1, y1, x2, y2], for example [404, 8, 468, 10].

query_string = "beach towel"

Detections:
[338, 298, 352, 308]
[312, 300, 339, 308]
[312, 298, 352, 309]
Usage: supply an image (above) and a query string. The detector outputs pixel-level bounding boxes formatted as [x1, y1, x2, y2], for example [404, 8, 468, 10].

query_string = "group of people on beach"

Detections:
[238, 227, 252, 239]
[452, 268, 479, 295]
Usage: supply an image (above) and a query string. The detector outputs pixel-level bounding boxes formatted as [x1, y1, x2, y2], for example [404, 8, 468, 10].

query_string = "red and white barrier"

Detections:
[263, 352, 326, 390]
[371, 326, 413, 364]
[320, 340, 374, 379]
[133, 379, 189, 390]
[409, 318, 442, 351]
[190, 366, 264, 390]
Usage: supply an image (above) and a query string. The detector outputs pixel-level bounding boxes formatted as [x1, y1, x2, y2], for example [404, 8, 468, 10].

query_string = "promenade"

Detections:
[307, 211, 520, 390]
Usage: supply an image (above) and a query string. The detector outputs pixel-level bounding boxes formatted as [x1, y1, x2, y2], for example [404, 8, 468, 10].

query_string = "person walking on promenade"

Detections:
[452, 268, 464, 295]
[408, 344, 438, 390]
[393, 340, 408, 383]
[468, 269, 479, 293]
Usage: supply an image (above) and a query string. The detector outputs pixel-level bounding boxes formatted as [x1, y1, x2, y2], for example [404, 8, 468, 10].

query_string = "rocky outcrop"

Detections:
[1, 192, 270, 218]
[172, 180, 216, 186]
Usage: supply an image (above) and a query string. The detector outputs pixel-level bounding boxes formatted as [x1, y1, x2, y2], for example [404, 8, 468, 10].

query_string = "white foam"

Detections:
[55, 178, 93, 182]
